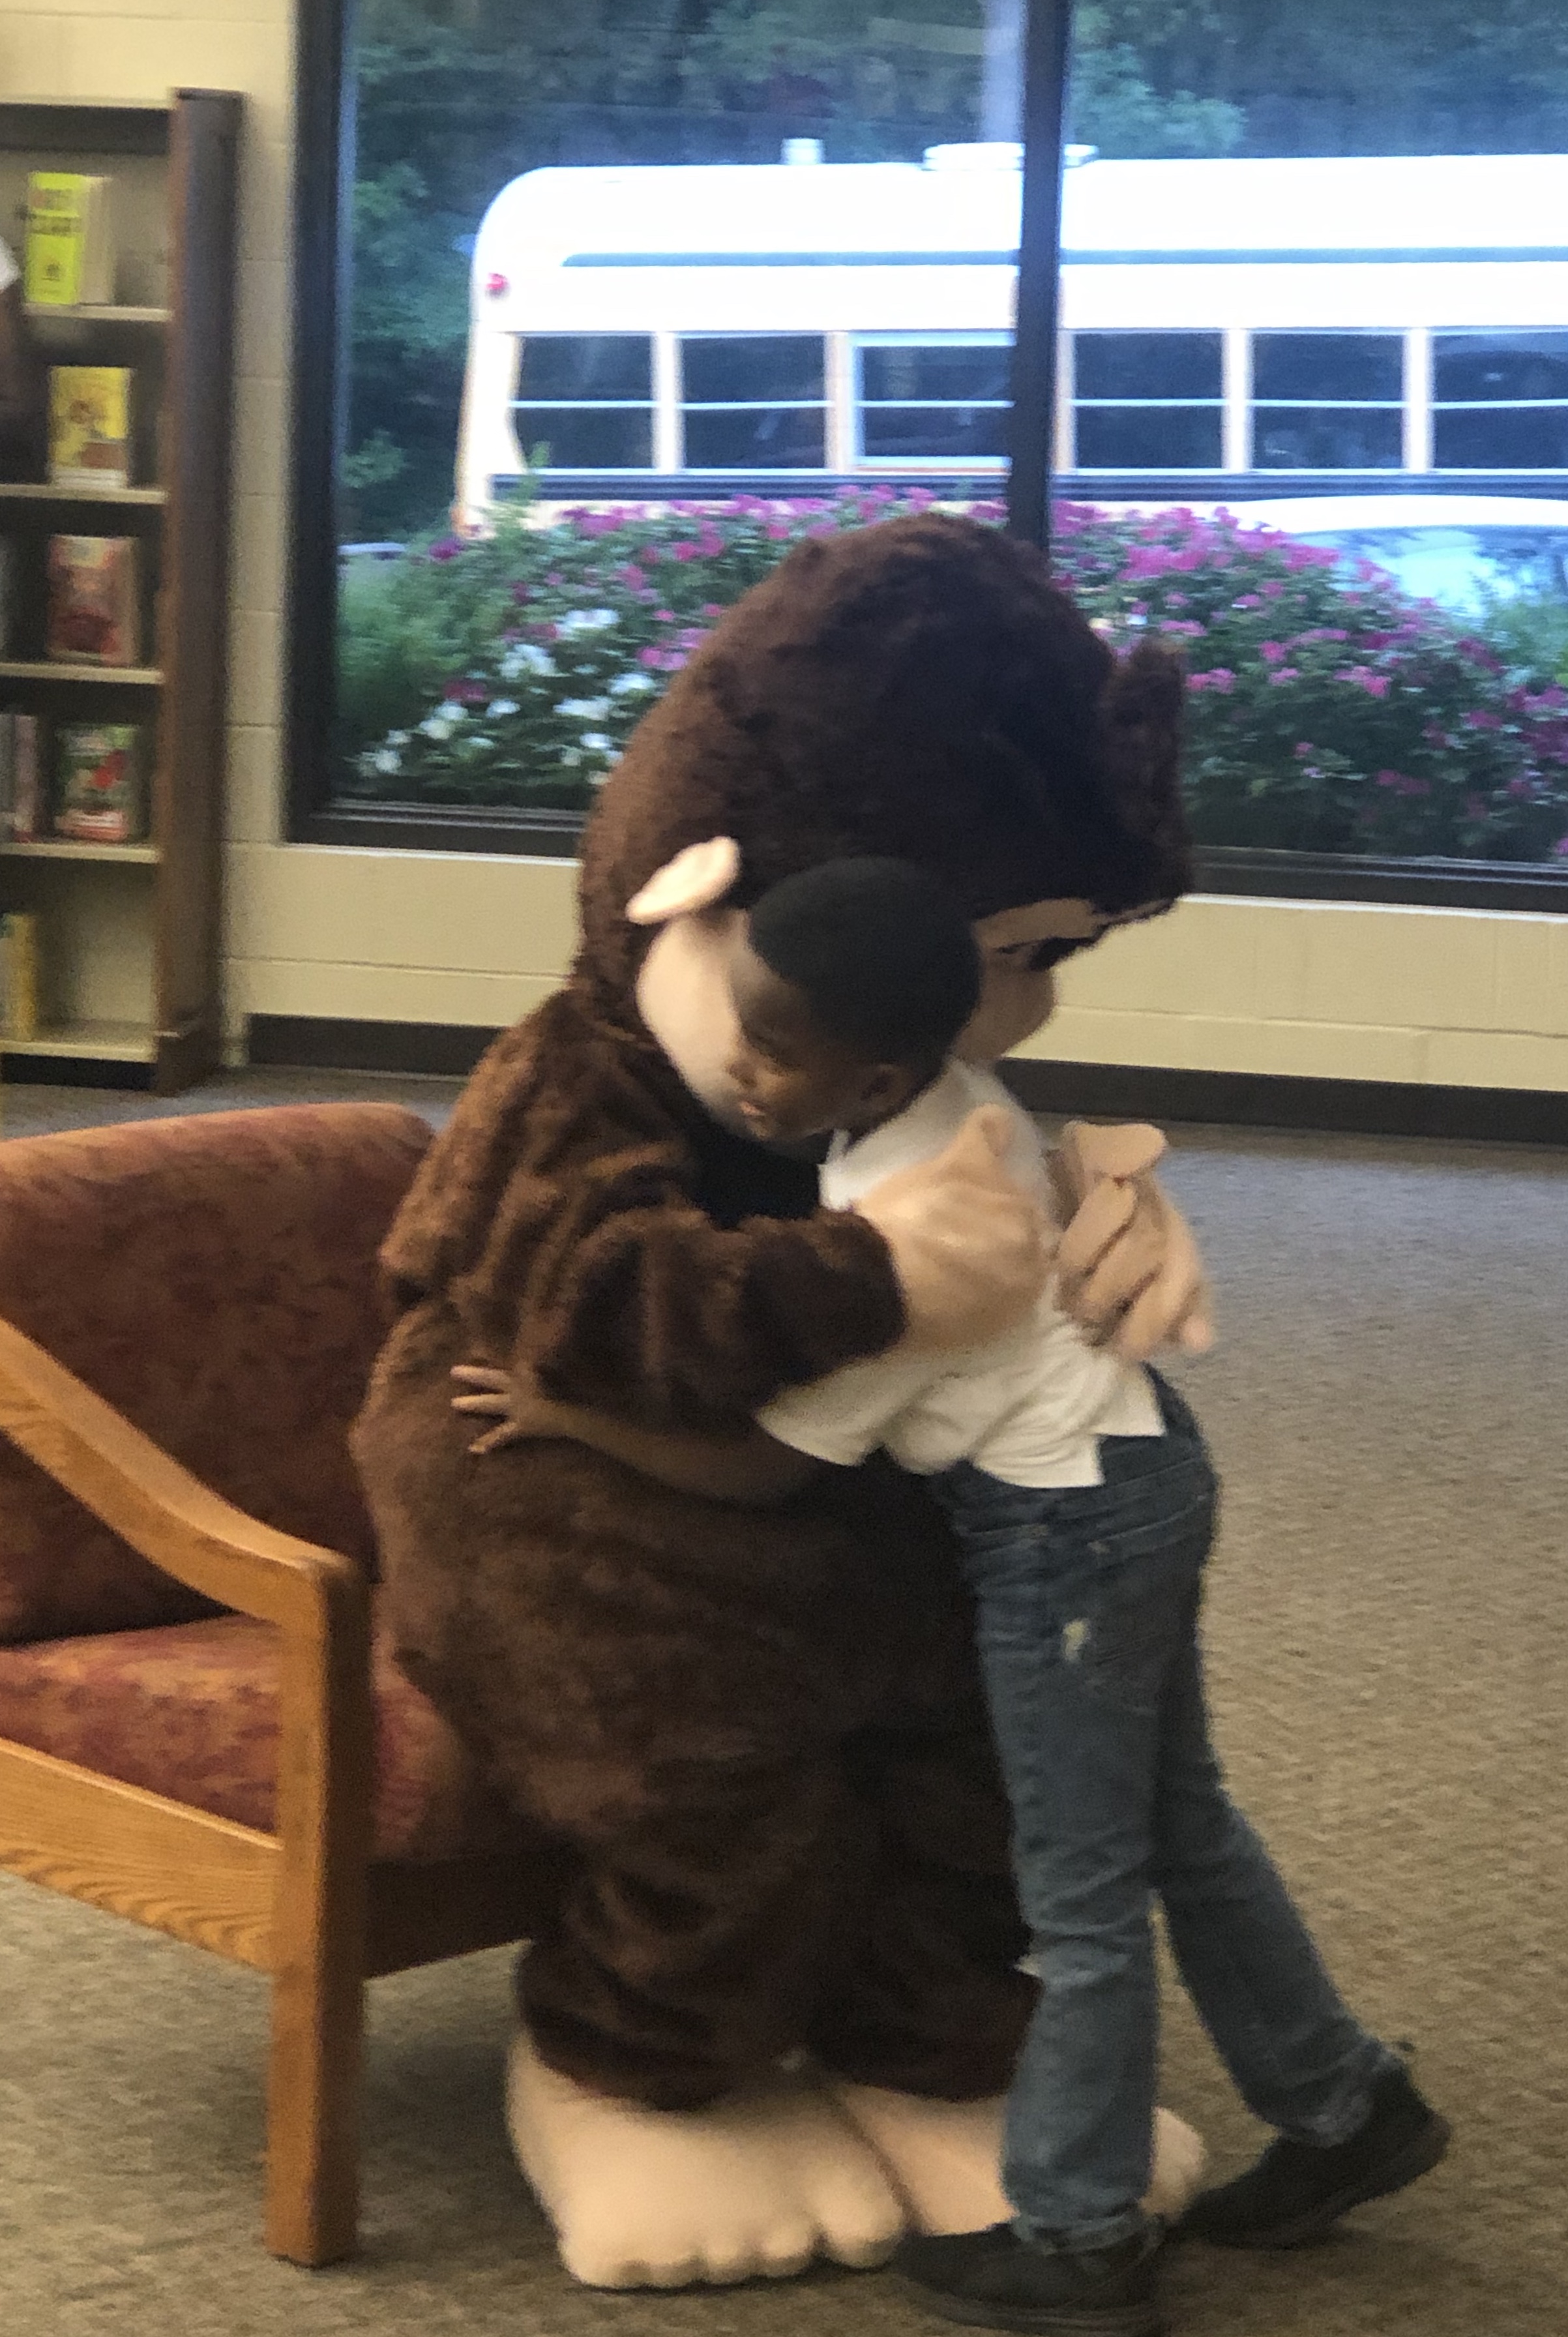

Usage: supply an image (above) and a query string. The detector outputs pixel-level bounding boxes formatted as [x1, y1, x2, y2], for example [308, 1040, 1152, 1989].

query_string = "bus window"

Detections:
[856, 342, 1011, 464]
[1252, 333, 1404, 471]
[679, 336, 826, 468]
[1072, 332, 1223, 470]
[1433, 333, 1568, 469]
[513, 334, 654, 469]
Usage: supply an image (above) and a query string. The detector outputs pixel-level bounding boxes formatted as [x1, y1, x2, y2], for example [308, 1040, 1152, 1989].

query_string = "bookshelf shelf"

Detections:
[1, 1017, 155, 1062]
[0, 483, 166, 505]
[0, 839, 158, 863]
[0, 659, 163, 685]
[25, 305, 171, 326]
[0, 93, 239, 1093]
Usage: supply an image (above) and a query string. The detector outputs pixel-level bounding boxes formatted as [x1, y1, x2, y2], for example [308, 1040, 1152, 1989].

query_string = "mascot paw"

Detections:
[506, 2028, 904, 2289]
[1144, 2105, 1209, 2222]
[823, 2082, 1014, 2234]
[824, 2083, 1208, 2235]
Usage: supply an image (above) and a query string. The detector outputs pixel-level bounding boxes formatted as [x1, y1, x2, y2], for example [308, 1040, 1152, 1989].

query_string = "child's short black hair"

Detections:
[747, 857, 981, 1071]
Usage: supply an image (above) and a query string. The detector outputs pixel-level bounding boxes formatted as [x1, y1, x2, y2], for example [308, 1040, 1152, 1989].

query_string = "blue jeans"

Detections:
[930, 1373, 1397, 2250]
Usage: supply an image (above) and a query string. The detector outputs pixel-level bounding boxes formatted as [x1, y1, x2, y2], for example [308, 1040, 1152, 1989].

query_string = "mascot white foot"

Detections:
[506, 2028, 904, 2289]
[827, 2080, 1209, 2234]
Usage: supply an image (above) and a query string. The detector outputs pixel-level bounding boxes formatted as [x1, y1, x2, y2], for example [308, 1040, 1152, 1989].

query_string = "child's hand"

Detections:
[451, 1361, 578, 1454]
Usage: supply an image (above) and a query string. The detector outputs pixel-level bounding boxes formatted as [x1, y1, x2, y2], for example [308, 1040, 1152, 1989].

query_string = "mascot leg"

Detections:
[497, 1742, 911, 2291]
[506, 2028, 902, 2288]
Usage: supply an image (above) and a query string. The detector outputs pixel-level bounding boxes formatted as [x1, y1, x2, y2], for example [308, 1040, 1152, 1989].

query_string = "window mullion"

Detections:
[1223, 325, 1251, 473]
[826, 330, 855, 469]
[1405, 327, 1432, 471]
[651, 332, 682, 471]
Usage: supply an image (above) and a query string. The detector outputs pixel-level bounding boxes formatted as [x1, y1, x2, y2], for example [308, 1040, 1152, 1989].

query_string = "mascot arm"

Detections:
[1050, 1122, 1215, 1359]
[517, 1172, 907, 1423]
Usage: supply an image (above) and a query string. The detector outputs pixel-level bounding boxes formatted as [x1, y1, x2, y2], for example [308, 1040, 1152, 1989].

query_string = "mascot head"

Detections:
[572, 513, 1189, 1125]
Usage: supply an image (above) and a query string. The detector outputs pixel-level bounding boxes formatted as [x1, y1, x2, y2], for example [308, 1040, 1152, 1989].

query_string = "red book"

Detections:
[45, 535, 141, 667]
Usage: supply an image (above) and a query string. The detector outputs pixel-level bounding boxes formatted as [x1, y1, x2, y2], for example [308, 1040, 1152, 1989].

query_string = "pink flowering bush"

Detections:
[1049, 503, 1568, 860]
[338, 489, 1568, 861]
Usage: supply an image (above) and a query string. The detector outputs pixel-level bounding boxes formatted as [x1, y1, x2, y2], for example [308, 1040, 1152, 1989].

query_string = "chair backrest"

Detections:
[0, 1101, 434, 1644]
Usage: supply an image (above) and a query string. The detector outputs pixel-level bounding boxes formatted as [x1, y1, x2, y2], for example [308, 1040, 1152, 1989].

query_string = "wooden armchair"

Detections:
[0, 1104, 546, 2267]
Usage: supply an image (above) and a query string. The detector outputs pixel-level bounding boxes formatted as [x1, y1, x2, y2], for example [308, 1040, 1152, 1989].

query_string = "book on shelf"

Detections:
[48, 368, 133, 490]
[0, 910, 40, 1040]
[55, 722, 147, 844]
[23, 173, 115, 307]
[0, 711, 45, 841]
[46, 535, 140, 666]
[0, 538, 13, 653]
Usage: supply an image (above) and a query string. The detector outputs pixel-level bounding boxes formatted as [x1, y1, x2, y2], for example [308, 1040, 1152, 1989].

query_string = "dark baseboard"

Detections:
[2, 1054, 153, 1092]
[246, 1015, 1568, 1146]
[247, 1015, 501, 1077]
[998, 1058, 1568, 1146]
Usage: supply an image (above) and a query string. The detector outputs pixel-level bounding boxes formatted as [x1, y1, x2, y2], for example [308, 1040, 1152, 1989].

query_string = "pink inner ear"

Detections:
[626, 836, 741, 925]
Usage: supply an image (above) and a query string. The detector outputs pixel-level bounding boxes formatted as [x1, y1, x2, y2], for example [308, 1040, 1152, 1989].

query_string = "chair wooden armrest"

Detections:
[0, 1311, 373, 2264]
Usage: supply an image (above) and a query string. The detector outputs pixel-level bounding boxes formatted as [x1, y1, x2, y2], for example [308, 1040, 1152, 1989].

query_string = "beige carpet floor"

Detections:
[2, 1075, 1564, 2336]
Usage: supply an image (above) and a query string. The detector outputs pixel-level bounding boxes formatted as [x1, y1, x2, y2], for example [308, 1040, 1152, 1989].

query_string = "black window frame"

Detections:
[286, 0, 1568, 912]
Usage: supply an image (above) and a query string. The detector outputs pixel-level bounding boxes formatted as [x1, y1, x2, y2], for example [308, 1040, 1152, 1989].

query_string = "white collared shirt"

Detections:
[758, 1060, 1163, 1488]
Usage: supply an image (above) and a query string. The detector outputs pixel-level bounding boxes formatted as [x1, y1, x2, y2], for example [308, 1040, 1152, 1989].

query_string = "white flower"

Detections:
[556, 696, 611, 719]
[560, 748, 583, 767]
[557, 606, 618, 634]
[419, 702, 467, 741]
[580, 732, 614, 753]
[487, 698, 520, 717]
[372, 747, 403, 775]
[500, 644, 557, 679]
[387, 730, 411, 746]
[610, 672, 657, 697]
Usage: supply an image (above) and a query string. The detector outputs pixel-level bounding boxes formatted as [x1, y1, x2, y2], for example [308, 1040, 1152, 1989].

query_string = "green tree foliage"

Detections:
[342, 1, 1568, 535]
[1081, 2, 1568, 153]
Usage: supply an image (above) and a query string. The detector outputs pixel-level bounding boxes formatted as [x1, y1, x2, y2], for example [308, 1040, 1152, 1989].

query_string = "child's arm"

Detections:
[451, 1363, 819, 1506]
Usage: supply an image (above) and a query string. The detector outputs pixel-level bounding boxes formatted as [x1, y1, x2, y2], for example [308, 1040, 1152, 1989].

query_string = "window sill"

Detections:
[293, 810, 1568, 912]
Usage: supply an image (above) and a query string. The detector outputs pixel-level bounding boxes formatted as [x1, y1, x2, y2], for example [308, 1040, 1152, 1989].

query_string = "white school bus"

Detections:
[454, 143, 1568, 530]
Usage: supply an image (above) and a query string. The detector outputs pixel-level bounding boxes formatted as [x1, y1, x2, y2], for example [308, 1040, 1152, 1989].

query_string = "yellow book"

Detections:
[23, 173, 114, 307]
[0, 910, 40, 1042]
[49, 368, 132, 489]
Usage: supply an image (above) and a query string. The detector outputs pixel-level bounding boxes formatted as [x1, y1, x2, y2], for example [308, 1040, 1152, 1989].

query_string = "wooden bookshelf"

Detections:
[0, 92, 239, 1094]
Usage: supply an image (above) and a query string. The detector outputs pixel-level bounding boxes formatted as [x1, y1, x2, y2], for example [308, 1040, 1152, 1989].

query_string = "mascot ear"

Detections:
[627, 836, 743, 925]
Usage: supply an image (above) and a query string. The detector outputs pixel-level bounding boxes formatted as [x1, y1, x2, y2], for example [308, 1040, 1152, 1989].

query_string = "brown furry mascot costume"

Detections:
[353, 514, 1212, 2289]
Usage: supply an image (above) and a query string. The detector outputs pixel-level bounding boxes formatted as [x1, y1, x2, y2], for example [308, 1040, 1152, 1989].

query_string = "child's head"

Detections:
[725, 857, 981, 1144]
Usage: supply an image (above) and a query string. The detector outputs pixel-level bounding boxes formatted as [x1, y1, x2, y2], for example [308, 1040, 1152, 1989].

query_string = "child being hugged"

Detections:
[454, 856, 1448, 2337]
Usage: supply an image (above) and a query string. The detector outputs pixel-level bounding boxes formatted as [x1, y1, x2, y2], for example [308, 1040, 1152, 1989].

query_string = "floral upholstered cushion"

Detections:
[0, 1607, 535, 1863]
[0, 1104, 432, 1644]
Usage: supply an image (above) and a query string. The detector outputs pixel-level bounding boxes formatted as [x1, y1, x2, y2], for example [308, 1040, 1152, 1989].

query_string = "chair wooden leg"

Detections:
[263, 1571, 375, 2265]
[264, 1937, 366, 2265]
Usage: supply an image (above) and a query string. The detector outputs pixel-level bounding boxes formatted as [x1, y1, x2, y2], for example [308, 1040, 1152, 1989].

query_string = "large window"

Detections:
[1251, 334, 1405, 471]
[291, 1, 1568, 901]
[512, 336, 654, 471]
[679, 336, 827, 468]
[855, 336, 1012, 462]
[1071, 332, 1223, 469]
[1432, 333, 1568, 469]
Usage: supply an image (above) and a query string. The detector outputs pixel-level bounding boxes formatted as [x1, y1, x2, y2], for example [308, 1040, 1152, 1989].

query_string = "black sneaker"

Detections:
[893, 2220, 1165, 2335]
[1177, 2062, 1451, 2249]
